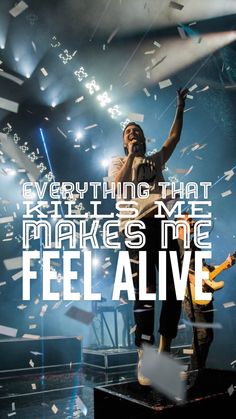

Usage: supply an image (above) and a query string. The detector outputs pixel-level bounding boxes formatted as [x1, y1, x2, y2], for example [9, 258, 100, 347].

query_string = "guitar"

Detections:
[188, 252, 236, 305]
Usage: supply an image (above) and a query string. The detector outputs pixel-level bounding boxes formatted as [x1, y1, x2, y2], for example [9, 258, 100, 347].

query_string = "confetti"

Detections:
[12, 270, 23, 281]
[65, 306, 95, 325]
[22, 334, 40, 339]
[227, 384, 235, 396]
[177, 26, 188, 40]
[221, 190, 232, 198]
[0, 97, 19, 113]
[189, 84, 198, 92]
[107, 26, 120, 44]
[0, 71, 24, 85]
[40, 67, 48, 77]
[102, 261, 112, 269]
[9, 1, 28, 17]
[196, 86, 209, 93]
[0, 216, 14, 224]
[84, 124, 98, 130]
[75, 395, 88, 416]
[184, 320, 222, 329]
[75, 96, 84, 103]
[144, 49, 155, 55]
[57, 127, 67, 138]
[143, 88, 151, 97]
[0, 325, 18, 337]
[3, 256, 22, 270]
[153, 41, 161, 48]
[31, 383, 37, 390]
[169, 1, 184, 10]
[184, 165, 193, 176]
[224, 169, 234, 181]
[223, 301, 235, 308]
[159, 79, 172, 89]
[183, 348, 194, 355]
[127, 112, 144, 123]
[141, 344, 186, 401]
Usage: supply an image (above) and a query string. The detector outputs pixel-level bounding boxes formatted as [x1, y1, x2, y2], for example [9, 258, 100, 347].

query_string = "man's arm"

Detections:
[161, 88, 188, 164]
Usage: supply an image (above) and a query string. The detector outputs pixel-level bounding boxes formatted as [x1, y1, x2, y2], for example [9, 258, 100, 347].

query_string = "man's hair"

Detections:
[123, 122, 146, 155]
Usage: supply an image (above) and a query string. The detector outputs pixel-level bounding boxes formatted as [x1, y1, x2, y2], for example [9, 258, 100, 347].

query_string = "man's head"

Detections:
[122, 122, 146, 156]
[177, 212, 195, 238]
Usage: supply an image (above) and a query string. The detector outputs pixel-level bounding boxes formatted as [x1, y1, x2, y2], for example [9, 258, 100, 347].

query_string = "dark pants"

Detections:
[125, 219, 182, 347]
[183, 297, 214, 369]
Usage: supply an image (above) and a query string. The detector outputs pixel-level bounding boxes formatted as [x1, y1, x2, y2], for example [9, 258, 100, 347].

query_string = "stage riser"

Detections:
[94, 368, 236, 418]
[0, 337, 82, 372]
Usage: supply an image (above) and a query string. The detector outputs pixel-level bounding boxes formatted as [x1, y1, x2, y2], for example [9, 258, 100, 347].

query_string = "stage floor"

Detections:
[0, 366, 236, 418]
[0, 365, 137, 418]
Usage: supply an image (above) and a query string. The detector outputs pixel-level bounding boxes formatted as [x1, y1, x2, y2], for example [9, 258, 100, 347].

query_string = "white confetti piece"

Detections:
[17, 304, 27, 310]
[7, 413, 16, 417]
[127, 112, 144, 122]
[184, 165, 193, 176]
[9, 1, 28, 17]
[75, 395, 87, 416]
[189, 84, 198, 92]
[221, 190, 232, 198]
[40, 304, 48, 317]
[184, 319, 222, 329]
[186, 94, 193, 99]
[184, 106, 195, 112]
[31, 383, 37, 390]
[22, 334, 40, 339]
[224, 169, 234, 181]
[0, 71, 24, 85]
[75, 96, 84, 103]
[230, 360, 236, 366]
[183, 348, 193, 355]
[143, 88, 151, 97]
[107, 26, 120, 44]
[144, 49, 155, 55]
[223, 301, 235, 308]
[227, 384, 234, 396]
[196, 85, 209, 93]
[51, 404, 58, 414]
[57, 127, 67, 138]
[177, 26, 187, 40]
[178, 324, 186, 329]
[130, 325, 136, 334]
[153, 41, 161, 48]
[141, 344, 186, 401]
[102, 261, 112, 269]
[84, 124, 98, 130]
[32, 41, 36, 52]
[0, 97, 19, 113]
[3, 256, 22, 270]
[159, 79, 172, 89]
[0, 325, 17, 337]
[0, 216, 14, 224]
[12, 270, 23, 281]
[0, 281, 6, 286]
[29, 359, 35, 368]
[40, 68, 48, 78]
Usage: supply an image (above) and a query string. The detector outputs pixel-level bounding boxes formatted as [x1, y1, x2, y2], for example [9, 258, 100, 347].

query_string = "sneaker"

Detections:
[137, 349, 151, 386]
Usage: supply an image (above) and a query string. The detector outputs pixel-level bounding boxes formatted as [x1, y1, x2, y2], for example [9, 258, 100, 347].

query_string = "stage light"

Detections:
[75, 131, 83, 140]
[92, 258, 100, 267]
[97, 92, 111, 107]
[40, 86, 45, 91]
[51, 101, 56, 108]
[66, 116, 71, 121]
[101, 159, 109, 168]
[15, 57, 19, 62]
[26, 73, 31, 79]
[0, 45, 5, 49]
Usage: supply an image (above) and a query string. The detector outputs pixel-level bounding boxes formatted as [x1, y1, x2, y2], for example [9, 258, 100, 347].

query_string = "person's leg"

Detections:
[183, 299, 214, 369]
[158, 236, 182, 352]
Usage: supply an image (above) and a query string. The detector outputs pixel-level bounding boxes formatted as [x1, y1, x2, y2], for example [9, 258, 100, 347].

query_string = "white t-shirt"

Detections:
[108, 151, 167, 230]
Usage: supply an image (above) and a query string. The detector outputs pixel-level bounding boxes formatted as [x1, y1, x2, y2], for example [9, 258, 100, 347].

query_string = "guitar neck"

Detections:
[209, 261, 228, 281]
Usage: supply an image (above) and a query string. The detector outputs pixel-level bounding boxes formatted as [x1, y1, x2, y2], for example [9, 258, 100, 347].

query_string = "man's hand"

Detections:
[177, 88, 188, 108]
[226, 254, 235, 269]
[128, 140, 139, 155]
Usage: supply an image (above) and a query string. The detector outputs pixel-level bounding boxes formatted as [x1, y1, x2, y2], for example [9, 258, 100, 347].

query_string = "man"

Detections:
[178, 213, 235, 370]
[108, 88, 188, 385]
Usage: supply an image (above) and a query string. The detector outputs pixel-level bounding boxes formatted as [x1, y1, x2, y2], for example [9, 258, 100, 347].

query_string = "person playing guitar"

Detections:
[178, 212, 235, 370]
